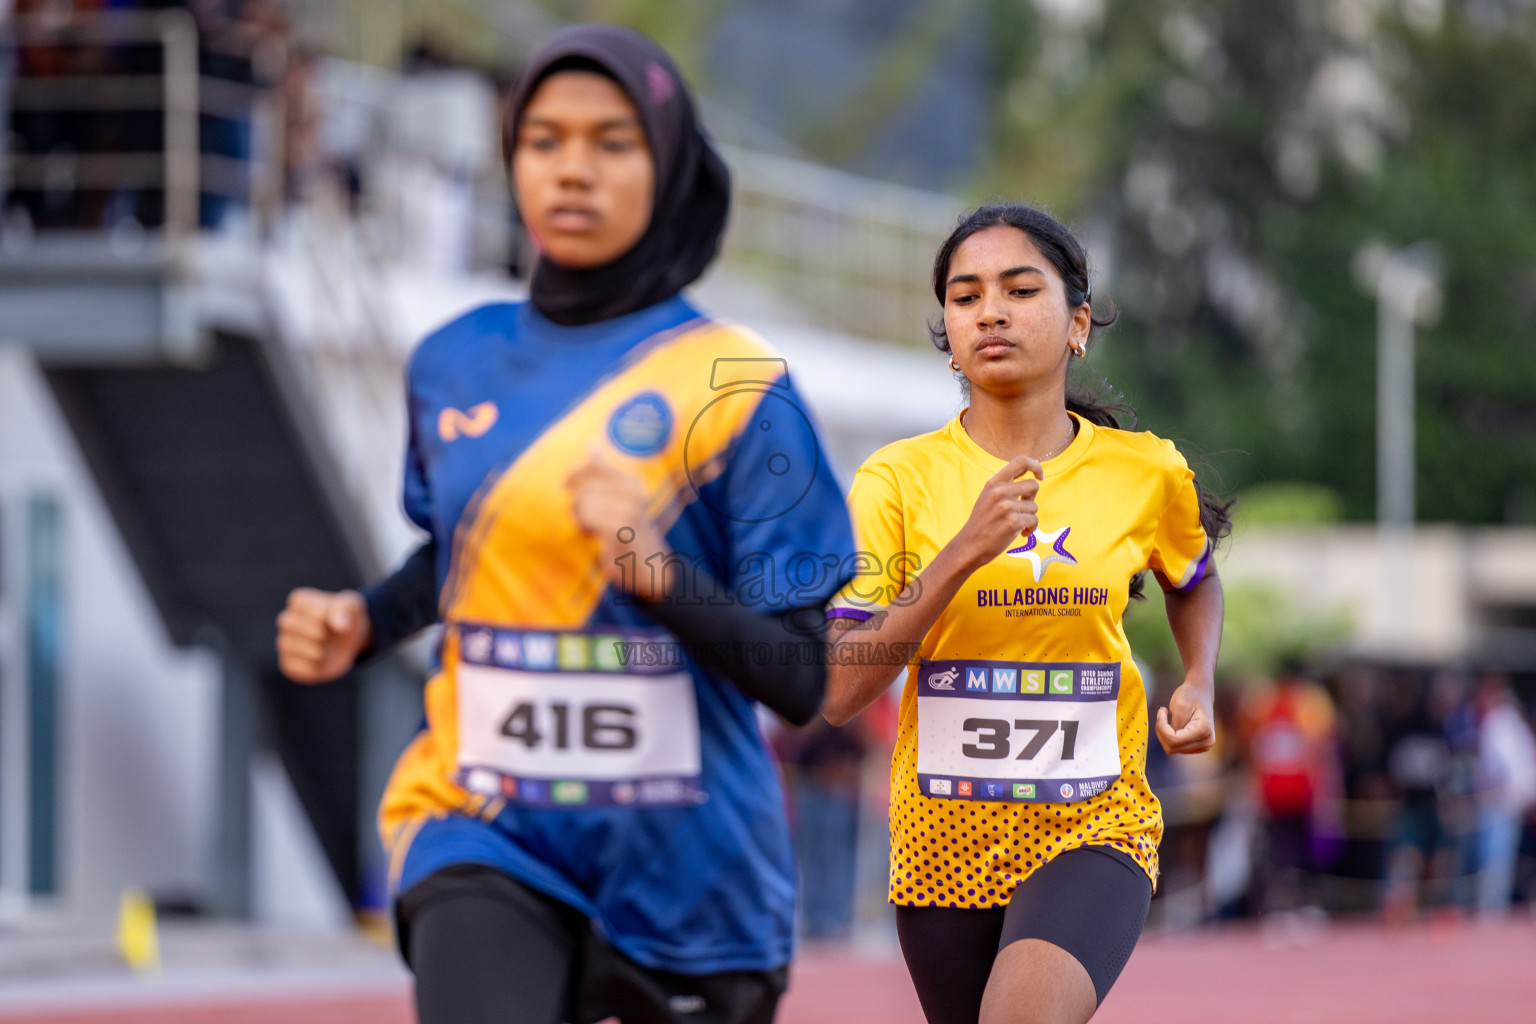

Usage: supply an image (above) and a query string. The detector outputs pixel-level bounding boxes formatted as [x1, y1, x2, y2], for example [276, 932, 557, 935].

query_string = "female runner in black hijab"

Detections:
[512, 26, 729, 325]
[276, 23, 856, 1024]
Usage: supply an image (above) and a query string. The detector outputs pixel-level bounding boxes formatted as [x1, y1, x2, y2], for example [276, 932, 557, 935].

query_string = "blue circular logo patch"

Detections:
[608, 391, 673, 456]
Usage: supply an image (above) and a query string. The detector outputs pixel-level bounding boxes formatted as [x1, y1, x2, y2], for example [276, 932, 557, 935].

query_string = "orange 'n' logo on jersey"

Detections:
[439, 402, 499, 442]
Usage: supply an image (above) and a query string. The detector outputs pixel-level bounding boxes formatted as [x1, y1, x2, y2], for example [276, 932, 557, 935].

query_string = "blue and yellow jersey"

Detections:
[380, 295, 855, 973]
[829, 412, 1210, 906]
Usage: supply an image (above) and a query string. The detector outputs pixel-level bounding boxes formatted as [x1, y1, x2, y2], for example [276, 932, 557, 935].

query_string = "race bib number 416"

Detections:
[454, 625, 702, 808]
[915, 659, 1122, 803]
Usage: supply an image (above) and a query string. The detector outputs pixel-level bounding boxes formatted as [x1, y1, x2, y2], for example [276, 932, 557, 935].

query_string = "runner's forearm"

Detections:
[360, 540, 440, 658]
[822, 541, 981, 726]
[1162, 570, 1223, 689]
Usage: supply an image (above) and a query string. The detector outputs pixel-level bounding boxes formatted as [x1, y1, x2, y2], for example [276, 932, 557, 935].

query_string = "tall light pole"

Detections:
[1356, 241, 1442, 645]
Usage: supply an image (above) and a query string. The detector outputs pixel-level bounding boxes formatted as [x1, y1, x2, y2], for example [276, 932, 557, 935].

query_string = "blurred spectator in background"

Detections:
[278, 44, 318, 201]
[779, 716, 870, 941]
[1436, 671, 1483, 911]
[1, 0, 13, 213]
[769, 685, 898, 942]
[1381, 675, 1454, 921]
[187, 0, 255, 231]
[11, 0, 109, 228]
[1145, 671, 1230, 926]
[387, 36, 498, 274]
[1240, 666, 1339, 916]
[7, 0, 287, 232]
[1333, 666, 1395, 895]
[1473, 672, 1536, 917]
[1201, 685, 1257, 920]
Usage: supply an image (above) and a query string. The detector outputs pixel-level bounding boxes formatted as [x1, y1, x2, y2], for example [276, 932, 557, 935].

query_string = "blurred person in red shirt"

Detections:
[1240, 665, 1339, 916]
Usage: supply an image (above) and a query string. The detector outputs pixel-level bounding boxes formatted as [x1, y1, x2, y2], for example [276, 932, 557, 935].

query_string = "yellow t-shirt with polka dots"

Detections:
[830, 411, 1211, 907]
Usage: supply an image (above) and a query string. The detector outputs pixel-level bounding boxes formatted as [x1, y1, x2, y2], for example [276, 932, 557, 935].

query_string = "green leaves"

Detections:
[986, 0, 1536, 524]
[1124, 578, 1353, 685]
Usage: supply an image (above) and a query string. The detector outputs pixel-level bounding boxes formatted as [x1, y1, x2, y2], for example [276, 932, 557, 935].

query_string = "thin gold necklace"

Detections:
[961, 411, 1078, 462]
[1036, 417, 1079, 462]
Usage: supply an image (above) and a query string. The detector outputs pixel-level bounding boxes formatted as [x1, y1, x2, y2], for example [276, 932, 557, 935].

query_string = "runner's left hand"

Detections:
[567, 452, 669, 599]
[1155, 680, 1215, 755]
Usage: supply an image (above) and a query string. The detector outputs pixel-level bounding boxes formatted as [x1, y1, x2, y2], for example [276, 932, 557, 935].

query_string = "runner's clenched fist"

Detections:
[276, 587, 370, 683]
[952, 453, 1043, 571]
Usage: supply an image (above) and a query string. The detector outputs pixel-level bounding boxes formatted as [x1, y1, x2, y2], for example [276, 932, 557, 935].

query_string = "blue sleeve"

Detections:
[638, 376, 855, 723]
[402, 389, 433, 533]
[358, 376, 440, 657]
[359, 539, 439, 656]
[700, 377, 857, 611]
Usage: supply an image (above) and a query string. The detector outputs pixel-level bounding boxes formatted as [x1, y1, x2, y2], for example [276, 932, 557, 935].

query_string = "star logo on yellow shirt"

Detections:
[1006, 526, 1078, 582]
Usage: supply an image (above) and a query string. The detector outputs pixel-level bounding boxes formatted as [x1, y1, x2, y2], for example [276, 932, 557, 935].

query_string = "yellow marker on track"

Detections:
[115, 887, 160, 974]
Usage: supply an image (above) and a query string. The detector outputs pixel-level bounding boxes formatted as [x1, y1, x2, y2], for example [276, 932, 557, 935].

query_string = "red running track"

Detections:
[3, 919, 1532, 1024]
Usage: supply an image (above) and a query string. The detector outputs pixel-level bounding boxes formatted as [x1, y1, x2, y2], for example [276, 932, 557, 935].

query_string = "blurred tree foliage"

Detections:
[1125, 577, 1354, 685]
[979, 0, 1536, 525]
[539, 0, 728, 84]
[515, 0, 1536, 524]
[1232, 481, 1345, 526]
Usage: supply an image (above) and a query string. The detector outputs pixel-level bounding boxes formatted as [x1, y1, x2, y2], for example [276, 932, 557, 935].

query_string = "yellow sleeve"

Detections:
[1146, 444, 1212, 592]
[828, 464, 909, 623]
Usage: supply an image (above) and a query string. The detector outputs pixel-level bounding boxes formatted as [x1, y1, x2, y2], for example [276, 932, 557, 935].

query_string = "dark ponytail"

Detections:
[930, 204, 1232, 597]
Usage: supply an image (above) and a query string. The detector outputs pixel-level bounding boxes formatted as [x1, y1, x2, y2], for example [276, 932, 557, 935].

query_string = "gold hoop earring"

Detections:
[950, 359, 961, 372]
[1071, 344, 1086, 358]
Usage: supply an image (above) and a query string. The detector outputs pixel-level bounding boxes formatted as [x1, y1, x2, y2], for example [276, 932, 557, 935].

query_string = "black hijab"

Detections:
[507, 24, 731, 326]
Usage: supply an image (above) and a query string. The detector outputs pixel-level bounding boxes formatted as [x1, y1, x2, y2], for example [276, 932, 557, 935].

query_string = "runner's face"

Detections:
[943, 226, 1087, 398]
[514, 71, 655, 269]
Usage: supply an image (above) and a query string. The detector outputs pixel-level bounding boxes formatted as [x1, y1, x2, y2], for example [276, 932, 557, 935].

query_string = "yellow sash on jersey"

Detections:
[381, 321, 788, 862]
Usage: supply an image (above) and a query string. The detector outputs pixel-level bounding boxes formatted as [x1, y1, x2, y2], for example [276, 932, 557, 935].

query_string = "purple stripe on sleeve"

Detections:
[1173, 541, 1213, 593]
[826, 607, 875, 622]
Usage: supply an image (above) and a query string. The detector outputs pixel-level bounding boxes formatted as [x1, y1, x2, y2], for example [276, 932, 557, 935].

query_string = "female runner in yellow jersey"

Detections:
[823, 204, 1229, 1024]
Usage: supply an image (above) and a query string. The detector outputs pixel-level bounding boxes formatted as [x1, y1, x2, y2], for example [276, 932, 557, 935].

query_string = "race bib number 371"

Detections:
[454, 624, 702, 809]
[915, 659, 1122, 803]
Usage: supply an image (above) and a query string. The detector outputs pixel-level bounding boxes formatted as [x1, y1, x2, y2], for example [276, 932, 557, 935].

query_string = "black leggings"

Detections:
[894, 846, 1151, 1024]
[401, 864, 785, 1024]
[405, 868, 576, 1024]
